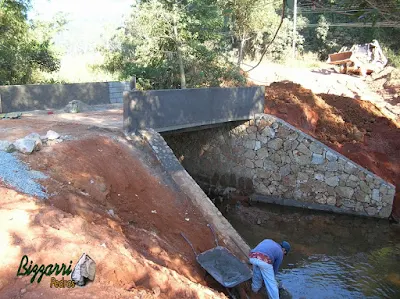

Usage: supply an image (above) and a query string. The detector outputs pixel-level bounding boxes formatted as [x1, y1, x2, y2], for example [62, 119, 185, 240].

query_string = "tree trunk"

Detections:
[173, 13, 186, 89]
[237, 34, 246, 67]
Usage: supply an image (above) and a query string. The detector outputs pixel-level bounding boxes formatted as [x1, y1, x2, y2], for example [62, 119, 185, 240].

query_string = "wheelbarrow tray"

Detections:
[196, 246, 252, 288]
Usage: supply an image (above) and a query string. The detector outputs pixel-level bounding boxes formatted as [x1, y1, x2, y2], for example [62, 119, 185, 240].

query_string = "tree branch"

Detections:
[244, 0, 286, 72]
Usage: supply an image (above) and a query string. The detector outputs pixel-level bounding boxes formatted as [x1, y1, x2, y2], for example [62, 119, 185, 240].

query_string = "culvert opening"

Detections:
[161, 116, 400, 298]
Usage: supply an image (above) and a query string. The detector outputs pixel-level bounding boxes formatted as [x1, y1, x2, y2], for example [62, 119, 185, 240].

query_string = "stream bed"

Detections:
[222, 202, 400, 299]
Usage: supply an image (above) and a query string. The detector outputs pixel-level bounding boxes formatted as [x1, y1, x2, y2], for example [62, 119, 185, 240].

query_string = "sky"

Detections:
[29, 0, 133, 53]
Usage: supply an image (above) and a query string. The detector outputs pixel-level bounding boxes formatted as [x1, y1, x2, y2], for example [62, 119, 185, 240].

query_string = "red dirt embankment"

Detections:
[264, 82, 400, 219]
[0, 134, 227, 299]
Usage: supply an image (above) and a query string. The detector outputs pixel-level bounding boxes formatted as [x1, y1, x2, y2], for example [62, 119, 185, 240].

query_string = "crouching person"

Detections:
[249, 239, 291, 299]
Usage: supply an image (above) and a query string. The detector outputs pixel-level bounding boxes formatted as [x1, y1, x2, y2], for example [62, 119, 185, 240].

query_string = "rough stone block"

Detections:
[244, 150, 256, 159]
[244, 140, 256, 149]
[348, 174, 359, 181]
[267, 138, 283, 151]
[248, 133, 257, 140]
[314, 173, 324, 181]
[325, 150, 338, 162]
[280, 164, 291, 176]
[344, 162, 358, 174]
[261, 127, 275, 138]
[256, 169, 270, 179]
[287, 132, 298, 141]
[382, 194, 394, 204]
[359, 181, 371, 194]
[371, 189, 380, 201]
[245, 159, 254, 169]
[379, 205, 392, 218]
[355, 202, 365, 213]
[292, 150, 312, 165]
[354, 190, 369, 202]
[257, 119, 271, 132]
[309, 142, 323, 154]
[282, 175, 296, 187]
[0, 140, 15, 153]
[335, 186, 354, 199]
[283, 140, 292, 151]
[311, 154, 325, 165]
[325, 176, 339, 187]
[13, 138, 36, 154]
[297, 172, 309, 183]
[256, 148, 269, 160]
[276, 126, 291, 138]
[387, 188, 395, 196]
[254, 160, 264, 168]
[346, 180, 358, 188]
[327, 196, 336, 206]
[366, 206, 377, 216]
[263, 160, 278, 171]
[246, 126, 257, 134]
[297, 143, 311, 156]
[326, 161, 339, 171]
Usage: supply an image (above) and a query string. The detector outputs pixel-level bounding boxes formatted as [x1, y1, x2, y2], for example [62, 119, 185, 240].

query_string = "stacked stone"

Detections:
[163, 114, 395, 218]
[228, 114, 395, 218]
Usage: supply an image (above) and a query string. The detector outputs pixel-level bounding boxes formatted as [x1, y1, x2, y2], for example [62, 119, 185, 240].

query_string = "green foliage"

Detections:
[0, 0, 61, 85]
[100, 0, 245, 89]
[385, 48, 400, 68]
[220, 0, 305, 64]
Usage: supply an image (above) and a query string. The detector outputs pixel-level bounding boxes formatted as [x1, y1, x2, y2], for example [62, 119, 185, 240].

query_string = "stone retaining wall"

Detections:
[164, 114, 396, 218]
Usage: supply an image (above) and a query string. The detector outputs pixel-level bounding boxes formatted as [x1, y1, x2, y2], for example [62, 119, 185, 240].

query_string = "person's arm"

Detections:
[273, 254, 283, 275]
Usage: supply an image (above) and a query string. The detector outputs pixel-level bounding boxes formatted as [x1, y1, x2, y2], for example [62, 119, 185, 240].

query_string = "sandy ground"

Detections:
[0, 119, 235, 299]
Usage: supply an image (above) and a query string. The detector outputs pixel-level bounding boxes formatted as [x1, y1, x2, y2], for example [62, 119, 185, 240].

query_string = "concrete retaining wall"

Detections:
[0, 81, 129, 113]
[164, 114, 396, 218]
[123, 86, 265, 133]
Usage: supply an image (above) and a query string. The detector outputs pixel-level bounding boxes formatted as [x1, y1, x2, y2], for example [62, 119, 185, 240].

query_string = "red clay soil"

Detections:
[264, 81, 400, 219]
[0, 135, 230, 299]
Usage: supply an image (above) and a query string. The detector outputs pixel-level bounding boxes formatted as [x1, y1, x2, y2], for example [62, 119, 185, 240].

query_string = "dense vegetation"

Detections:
[100, 0, 299, 89]
[0, 0, 62, 85]
[100, 0, 400, 89]
[1, 0, 399, 86]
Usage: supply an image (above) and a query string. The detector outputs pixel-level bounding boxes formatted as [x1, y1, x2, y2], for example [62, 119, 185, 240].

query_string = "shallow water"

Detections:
[224, 202, 400, 299]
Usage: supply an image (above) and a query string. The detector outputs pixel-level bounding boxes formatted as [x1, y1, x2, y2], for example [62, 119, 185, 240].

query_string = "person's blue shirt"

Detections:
[251, 239, 283, 275]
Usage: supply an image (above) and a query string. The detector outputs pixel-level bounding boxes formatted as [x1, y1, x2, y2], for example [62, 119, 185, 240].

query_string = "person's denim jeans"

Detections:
[249, 257, 279, 299]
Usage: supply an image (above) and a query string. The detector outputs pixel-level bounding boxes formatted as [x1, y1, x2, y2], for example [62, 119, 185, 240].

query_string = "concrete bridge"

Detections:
[123, 87, 265, 133]
[123, 87, 395, 219]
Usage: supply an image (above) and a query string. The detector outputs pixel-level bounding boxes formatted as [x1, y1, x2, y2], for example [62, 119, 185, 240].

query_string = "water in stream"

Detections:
[223, 202, 400, 299]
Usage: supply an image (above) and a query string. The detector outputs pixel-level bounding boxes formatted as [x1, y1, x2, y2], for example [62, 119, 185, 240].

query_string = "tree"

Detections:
[0, 0, 61, 85]
[100, 0, 245, 89]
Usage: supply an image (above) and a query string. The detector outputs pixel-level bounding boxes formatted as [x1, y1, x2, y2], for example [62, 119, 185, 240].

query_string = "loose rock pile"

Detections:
[0, 130, 63, 154]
